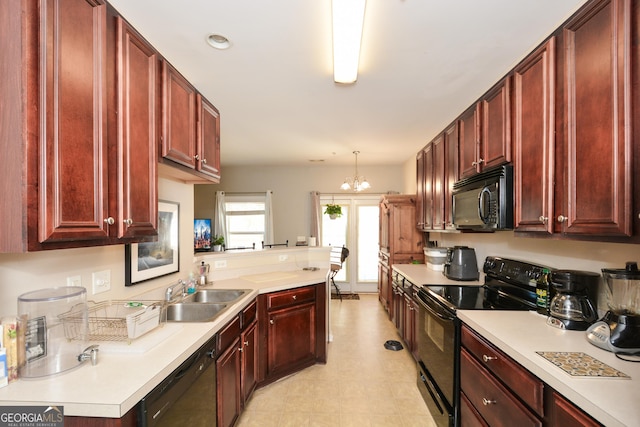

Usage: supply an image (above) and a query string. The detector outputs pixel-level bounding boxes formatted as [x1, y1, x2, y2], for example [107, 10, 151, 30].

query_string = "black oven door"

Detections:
[415, 289, 458, 427]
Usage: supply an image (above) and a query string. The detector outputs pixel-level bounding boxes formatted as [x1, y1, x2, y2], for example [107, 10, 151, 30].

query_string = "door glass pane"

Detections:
[322, 206, 348, 282]
[357, 205, 379, 282]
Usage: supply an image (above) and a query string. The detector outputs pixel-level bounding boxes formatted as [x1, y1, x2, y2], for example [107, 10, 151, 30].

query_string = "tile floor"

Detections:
[237, 294, 437, 427]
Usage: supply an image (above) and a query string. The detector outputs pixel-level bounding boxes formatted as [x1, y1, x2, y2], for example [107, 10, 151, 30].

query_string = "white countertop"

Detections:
[459, 310, 640, 427]
[392, 263, 484, 286]
[0, 269, 327, 418]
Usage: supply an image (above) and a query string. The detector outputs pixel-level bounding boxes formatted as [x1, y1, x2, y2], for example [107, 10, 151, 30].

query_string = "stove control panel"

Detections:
[483, 256, 551, 286]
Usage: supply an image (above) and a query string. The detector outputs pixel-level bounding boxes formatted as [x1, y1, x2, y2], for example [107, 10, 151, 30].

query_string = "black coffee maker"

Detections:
[546, 270, 599, 330]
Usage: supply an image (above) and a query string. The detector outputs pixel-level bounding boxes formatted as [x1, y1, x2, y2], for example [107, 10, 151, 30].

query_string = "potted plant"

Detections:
[212, 235, 225, 252]
[324, 203, 342, 220]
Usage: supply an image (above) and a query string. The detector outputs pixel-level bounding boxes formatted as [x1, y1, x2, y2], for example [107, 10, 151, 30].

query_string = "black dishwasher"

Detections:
[138, 334, 217, 426]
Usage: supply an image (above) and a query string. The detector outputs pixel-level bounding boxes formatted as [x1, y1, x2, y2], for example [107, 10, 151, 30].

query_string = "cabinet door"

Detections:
[481, 77, 511, 170]
[559, 0, 631, 236]
[161, 61, 197, 168]
[217, 337, 241, 427]
[422, 144, 434, 230]
[378, 259, 390, 313]
[443, 121, 459, 230]
[197, 95, 221, 181]
[241, 319, 258, 405]
[115, 18, 158, 239]
[513, 38, 556, 234]
[415, 149, 427, 230]
[458, 104, 480, 178]
[390, 203, 421, 257]
[548, 391, 601, 427]
[267, 302, 316, 376]
[432, 134, 446, 230]
[37, 0, 109, 245]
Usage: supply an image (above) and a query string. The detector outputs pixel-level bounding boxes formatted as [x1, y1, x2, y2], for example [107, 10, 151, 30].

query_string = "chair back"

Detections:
[329, 246, 349, 271]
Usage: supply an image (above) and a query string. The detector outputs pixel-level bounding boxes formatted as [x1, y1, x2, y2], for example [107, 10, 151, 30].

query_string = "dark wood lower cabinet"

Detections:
[461, 324, 603, 427]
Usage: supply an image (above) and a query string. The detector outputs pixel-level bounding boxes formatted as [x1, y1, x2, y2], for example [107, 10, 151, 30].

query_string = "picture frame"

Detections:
[194, 218, 212, 252]
[125, 200, 180, 286]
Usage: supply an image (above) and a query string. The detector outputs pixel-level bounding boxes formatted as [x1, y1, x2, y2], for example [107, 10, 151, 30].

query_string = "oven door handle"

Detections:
[417, 294, 456, 321]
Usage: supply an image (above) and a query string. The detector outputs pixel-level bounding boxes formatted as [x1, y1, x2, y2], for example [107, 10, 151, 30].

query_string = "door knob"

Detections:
[104, 217, 115, 225]
[123, 218, 133, 226]
[539, 216, 548, 224]
[557, 215, 567, 223]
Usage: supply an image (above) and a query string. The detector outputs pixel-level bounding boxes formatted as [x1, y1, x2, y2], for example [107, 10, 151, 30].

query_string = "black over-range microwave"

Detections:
[452, 164, 513, 231]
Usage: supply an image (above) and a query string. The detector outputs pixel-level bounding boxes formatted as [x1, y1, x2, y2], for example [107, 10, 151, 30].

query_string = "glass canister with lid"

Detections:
[17, 286, 88, 378]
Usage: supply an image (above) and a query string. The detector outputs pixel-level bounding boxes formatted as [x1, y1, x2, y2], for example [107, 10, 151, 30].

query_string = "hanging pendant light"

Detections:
[341, 151, 371, 192]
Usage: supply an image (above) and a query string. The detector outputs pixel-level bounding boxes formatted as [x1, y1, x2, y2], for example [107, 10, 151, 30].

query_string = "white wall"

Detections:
[195, 163, 406, 245]
[0, 177, 196, 316]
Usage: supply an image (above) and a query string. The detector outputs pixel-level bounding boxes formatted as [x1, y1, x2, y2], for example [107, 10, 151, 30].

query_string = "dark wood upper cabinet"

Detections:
[443, 121, 459, 230]
[557, 0, 632, 236]
[115, 17, 158, 239]
[37, 0, 110, 245]
[481, 77, 511, 170]
[458, 104, 481, 179]
[513, 37, 556, 234]
[162, 61, 198, 169]
[197, 95, 222, 180]
[0, 1, 160, 252]
[432, 134, 446, 230]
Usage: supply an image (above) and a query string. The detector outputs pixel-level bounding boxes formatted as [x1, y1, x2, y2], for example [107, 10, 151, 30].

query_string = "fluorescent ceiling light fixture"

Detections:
[332, 0, 366, 84]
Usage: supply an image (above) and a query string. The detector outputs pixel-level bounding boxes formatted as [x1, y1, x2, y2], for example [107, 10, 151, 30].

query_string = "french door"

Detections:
[320, 195, 380, 293]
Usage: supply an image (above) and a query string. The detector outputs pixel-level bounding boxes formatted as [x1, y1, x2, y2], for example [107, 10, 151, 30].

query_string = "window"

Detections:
[224, 194, 265, 249]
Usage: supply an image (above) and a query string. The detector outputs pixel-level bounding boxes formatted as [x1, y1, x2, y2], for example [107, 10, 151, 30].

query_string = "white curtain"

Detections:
[214, 191, 227, 243]
[310, 191, 321, 246]
[264, 190, 274, 245]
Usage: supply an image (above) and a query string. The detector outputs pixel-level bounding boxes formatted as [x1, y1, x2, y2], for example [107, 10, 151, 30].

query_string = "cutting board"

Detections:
[96, 323, 183, 354]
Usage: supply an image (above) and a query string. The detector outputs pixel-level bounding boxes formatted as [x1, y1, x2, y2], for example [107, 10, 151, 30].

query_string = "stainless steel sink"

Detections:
[183, 289, 250, 304]
[165, 303, 228, 322]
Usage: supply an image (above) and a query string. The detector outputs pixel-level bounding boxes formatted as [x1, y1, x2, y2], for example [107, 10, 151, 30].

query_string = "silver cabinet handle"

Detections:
[557, 215, 567, 223]
[244, 341, 249, 347]
[202, 158, 207, 164]
[270, 319, 274, 325]
[292, 295, 297, 300]
[472, 158, 485, 166]
[539, 216, 548, 223]
[482, 354, 497, 362]
[104, 217, 115, 225]
[194, 154, 200, 160]
[238, 347, 243, 352]
[123, 218, 133, 226]
[482, 398, 496, 406]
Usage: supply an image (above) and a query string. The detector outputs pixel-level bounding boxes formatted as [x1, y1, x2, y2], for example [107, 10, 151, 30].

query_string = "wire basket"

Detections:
[59, 300, 165, 343]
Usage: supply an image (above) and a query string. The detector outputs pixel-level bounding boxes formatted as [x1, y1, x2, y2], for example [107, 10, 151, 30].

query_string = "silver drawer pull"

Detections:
[293, 295, 297, 300]
[482, 398, 496, 406]
[482, 354, 497, 362]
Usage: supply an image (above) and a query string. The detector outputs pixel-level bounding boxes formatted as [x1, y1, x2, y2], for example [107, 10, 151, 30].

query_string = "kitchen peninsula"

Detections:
[0, 248, 329, 425]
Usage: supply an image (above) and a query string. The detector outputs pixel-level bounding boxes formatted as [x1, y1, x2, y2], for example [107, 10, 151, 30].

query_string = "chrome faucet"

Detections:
[77, 345, 99, 366]
[165, 279, 186, 302]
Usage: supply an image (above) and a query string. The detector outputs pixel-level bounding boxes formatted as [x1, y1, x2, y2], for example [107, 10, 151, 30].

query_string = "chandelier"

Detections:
[341, 151, 371, 192]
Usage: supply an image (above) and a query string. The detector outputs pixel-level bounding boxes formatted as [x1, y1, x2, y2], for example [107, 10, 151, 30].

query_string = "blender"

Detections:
[587, 262, 640, 354]
[546, 270, 599, 330]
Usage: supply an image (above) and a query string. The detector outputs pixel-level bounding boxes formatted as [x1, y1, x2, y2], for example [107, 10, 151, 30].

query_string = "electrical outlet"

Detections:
[279, 254, 288, 262]
[92, 270, 111, 295]
[67, 275, 82, 287]
[214, 260, 227, 269]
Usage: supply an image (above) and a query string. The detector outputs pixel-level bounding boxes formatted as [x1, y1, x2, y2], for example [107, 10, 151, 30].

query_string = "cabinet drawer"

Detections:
[218, 315, 240, 352]
[461, 349, 542, 427]
[461, 325, 544, 415]
[266, 286, 316, 310]
[460, 391, 489, 427]
[241, 299, 257, 329]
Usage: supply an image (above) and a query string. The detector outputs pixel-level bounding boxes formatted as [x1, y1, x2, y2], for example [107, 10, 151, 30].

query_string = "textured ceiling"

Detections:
[108, 0, 587, 166]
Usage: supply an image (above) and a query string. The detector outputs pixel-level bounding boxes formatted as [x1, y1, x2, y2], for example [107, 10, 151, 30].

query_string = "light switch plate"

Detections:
[214, 260, 227, 269]
[92, 270, 111, 294]
[67, 275, 82, 287]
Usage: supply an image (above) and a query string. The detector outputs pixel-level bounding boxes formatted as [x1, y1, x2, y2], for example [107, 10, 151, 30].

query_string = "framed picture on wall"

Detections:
[125, 200, 180, 286]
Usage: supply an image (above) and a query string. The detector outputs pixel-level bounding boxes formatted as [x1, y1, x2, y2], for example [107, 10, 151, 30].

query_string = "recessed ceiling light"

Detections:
[206, 33, 231, 50]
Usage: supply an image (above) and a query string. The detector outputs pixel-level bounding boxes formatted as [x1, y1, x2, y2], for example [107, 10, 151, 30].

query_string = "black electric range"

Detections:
[415, 256, 551, 427]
